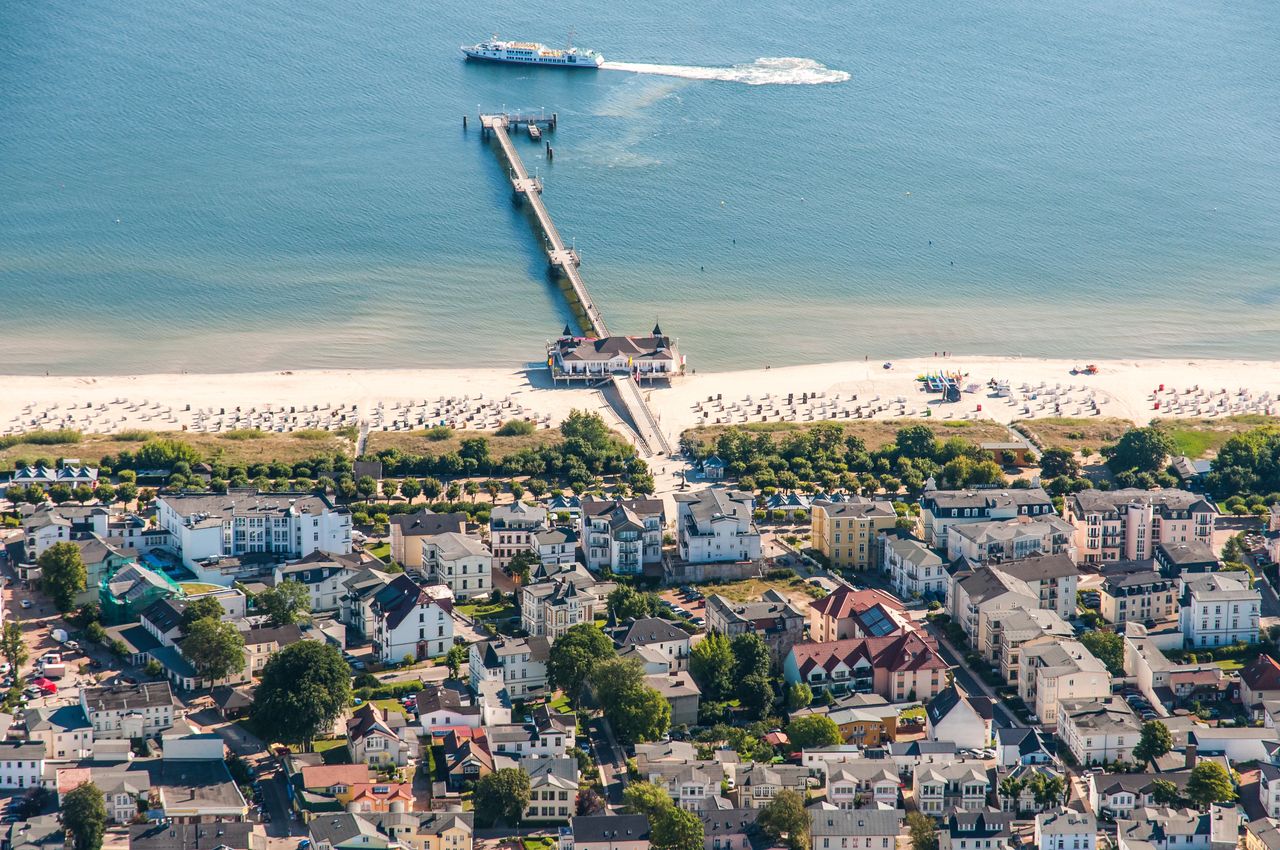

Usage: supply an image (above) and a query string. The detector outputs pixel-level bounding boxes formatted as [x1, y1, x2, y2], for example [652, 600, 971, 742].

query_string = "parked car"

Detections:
[19, 600, 32, 609]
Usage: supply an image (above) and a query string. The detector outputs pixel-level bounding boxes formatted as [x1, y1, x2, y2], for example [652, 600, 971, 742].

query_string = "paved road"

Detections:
[258, 765, 302, 839]
[586, 716, 626, 808]
[925, 622, 1023, 729]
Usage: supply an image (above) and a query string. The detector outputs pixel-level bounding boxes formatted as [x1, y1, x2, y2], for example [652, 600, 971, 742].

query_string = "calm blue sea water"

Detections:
[2, 0, 1278, 374]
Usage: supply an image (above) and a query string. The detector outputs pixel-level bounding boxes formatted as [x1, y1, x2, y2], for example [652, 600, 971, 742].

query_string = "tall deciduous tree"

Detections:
[756, 789, 809, 850]
[473, 767, 531, 827]
[547, 624, 615, 705]
[731, 633, 771, 682]
[1133, 720, 1173, 765]
[689, 632, 734, 701]
[907, 811, 938, 850]
[786, 714, 842, 749]
[1107, 427, 1176, 473]
[623, 781, 674, 818]
[63, 782, 107, 850]
[589, 657, 671, 744]
[182, 617, 245, 681]
[253, 641, 353, 745]
[1186, 761, 1236, 808]
[651, 805, 705, 850]
[180, 596, 225, 631]
[38, 542, 87, 612]
[256, 579, 311, 626]
[0, 622, 28, 671]
[1080, 630, 1124, 676]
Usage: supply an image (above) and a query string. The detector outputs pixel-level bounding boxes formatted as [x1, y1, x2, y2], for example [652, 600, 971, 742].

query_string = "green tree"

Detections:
[253, 641, 353, 745]
[907, 811, 938, 850]
[399, 478, 421, 500]
[652, 805, 705, 850]
[1108, 426, 1176, 473]
[786, 714, 842, 749]
[737, 674, 775, 720]
[256, 579, 311, 626]
[623, 780, 674, 818]
[182, 617, 245, 681]
[731, 632, 771, 682]
[48, 483, 73, 504]
[1080, 630, 1124, 676]
[92, 483, 116, 503]
[420, 477, 443, 500]
[63, 782, 107, 850]
[1133, 720, 1173, 765]
[1, 622, 28, 672]
[473, 767, 531, 827]
[589, 656, 671, 744]
[690, 632, 734, 700]
[1039, 448, 1080, 479]
[38, 542, 87, 612]
[895, 425, 938, 460]
[609, 585, 658, 621]
[998, 776, 1025, 812]
[508, 548, 538, 586]
[547, 624, 616, 705]
[74, 484, 94, 504]
[1186, 761, 1236, 808]
[180, 595, 226, 631]
[116, 482, 139, 504]
[445, 644, 467, 679]
[381, 480, 397, 500]
[1151, 778, 1183, 806]
[356, 475, 378, 502]
[786, 682, 813, 711]
[756, 788, 809, 850]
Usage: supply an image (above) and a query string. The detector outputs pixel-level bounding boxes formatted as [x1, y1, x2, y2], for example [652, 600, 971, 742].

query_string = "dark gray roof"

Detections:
[389, 510, 467, 538]
[1155, 541, 1218, 566]
[129, 822, 257, 850]
[923, 488, 1052, 510]
[616, 617, 689, 647]
[82, 681, 174, 713]
[994, 553, 1079, 582]
[571, 815, 650, 843]
[1069, 488, 1215, 517]
[810, 810, 905, 837]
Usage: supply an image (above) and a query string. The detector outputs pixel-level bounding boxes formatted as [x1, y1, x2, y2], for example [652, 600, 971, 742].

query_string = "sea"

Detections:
[2, 0, 1278, 375]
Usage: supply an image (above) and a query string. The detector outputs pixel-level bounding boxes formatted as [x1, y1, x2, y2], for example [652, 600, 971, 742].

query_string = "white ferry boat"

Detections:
[461, 36, 604, 69]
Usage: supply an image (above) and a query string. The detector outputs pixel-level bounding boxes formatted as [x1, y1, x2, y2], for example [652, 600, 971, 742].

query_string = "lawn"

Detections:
[364, 428, 565, 459]
[695, 575, 823, 606]
[179, 582, 223, 595]
[367, 542, 391, 562]
[1215, 659, 1245, 671]
[372, 698, 409, 715]
[682, 418, 1010, 453]
[456, 601, 516, 621]
[1156, 415, 1273, 459]
[313, 739, 352, 764]
[1013, 417, 1132, 452]
[548, 694, 571, 713]
[523, 838, 556, 850]
[899, 705, 926, 721]
[0, 428, 355, 470]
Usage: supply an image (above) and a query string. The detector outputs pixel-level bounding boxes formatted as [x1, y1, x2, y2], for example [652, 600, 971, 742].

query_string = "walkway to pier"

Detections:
[611, 373, 673, 456]
[479, 113, 609, 338]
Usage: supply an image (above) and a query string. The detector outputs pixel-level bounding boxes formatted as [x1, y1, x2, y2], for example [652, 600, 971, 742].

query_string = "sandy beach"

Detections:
[2, 356, 1278, 455]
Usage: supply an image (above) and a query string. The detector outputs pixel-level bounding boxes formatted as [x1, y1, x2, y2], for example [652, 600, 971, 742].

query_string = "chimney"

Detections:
[1184, 744, 1197, 770]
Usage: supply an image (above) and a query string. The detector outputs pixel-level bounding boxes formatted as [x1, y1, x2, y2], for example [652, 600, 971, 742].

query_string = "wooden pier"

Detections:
[478, 112, 609, 338]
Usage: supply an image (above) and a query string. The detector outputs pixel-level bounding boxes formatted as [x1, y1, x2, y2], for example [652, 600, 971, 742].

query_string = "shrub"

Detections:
[496, 420, 536, 436]
[425, 426, 453, 441]
[221, 429, 266, 441]
[0, 429, 83, 449]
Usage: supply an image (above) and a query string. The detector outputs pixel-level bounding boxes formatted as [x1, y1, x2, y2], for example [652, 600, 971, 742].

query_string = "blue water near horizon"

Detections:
[1, 0, 1278, 374]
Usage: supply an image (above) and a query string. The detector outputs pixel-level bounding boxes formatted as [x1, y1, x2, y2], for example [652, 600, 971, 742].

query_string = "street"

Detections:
[925, 621, 1023, 729]
[586, 716, 627, 808]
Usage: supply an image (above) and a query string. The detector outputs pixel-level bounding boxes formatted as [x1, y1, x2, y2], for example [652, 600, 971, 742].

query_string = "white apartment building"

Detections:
[579, 498, 665, 575]
[947, 515, 1077, 564]
[920, 485, 1054, 549]
[469, 636, 550, 699]
[272, 551, 363, 612]
[488, 502, 548, 569]
[521, 563, 613, 640]
[0, 742, 45, 789]
[1018, 638, 1111, 726]
[421, 532, 492, 601]
[1180, 573, 1261, 648]
[1058, 700, 1142, 766]
[369, 574, 454, 662]
[1065, 489, 1216, 564]
[156, 489, 351, 573]
[80, 682, 175, 739]
[674, 488, 761, 564]
[1035, 810, 1097, 850]
[883, 534, 946, 600]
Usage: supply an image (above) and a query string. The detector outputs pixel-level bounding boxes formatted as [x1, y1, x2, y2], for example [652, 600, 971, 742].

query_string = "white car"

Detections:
[19, 600, 32, 609]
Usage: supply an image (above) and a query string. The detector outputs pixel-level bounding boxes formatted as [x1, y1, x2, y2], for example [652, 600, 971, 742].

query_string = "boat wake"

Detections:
[599, 56, 849, 86]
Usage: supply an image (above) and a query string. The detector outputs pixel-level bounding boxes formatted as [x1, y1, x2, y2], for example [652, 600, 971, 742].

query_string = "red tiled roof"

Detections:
[789, 632, 947, 678]
[300, 764, 373, 789]
[1243, 654, 1280, 691]
[809, 587, 905, 619]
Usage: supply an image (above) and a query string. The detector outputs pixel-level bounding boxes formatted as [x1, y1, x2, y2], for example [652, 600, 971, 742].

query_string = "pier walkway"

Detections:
[479, 113, 609, 338]
[611, 373, 673, 456]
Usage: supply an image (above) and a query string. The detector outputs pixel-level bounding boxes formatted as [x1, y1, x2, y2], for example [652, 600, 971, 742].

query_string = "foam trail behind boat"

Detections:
[600, 57, 850, 86]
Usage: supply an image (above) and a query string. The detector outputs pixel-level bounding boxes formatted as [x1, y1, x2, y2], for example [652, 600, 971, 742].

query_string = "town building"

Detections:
[563, 815, 650, 850]
[1246, 818, 1280, 850]
[579, 498, 665, 575]
[1058, 699, 1142, 765]
[0, 741, 47, 789]
[369, 574, 454, 662]
[939, 812, 1013, 850]
[644, 672, 701, 726]
[810, 498, 898, 571]
[1116, 806, 1239, 850]
[489, 502, 548, 569]
[913, 761, 990, 814]
[272, 551, 367, 613]
[1018, 638, 1111, 726]
[420, 532, 492, 600]
[521, 756, 578, 823]
[22, 704, 93, 760]
[783, 632, 948, 702]
[614, 618, 693, 672]
[1179, 573, 1261, 648]
[731, 762, 809, 809]
[1244, 654, 1280, 711]
[823, 761, 901, 809]
[809, 809, 904, 850]
[388, 510, 466, 569]
[1086, 772, 1194, 820]
[346, 703, 418, 767]
[920, 486, 1054, 549]
[706, 590, 806, 661]
[1099, 570, 1179, 626]
[925, 684, 994, 750]
[1154, 541, 1220, 577]
[1035, 810, 1097, 850]
[469, 636, 550, 699]
[546, 326, 681, 383]
[675, 488, 761, 565]
[521, 563, 613, 640]
[808, 587, 913, 644]
[155, 490, 352, 573]
[99, 561, 182, 625]
[80, 681, 175, 739]
[946, 515, 1077, 564]
[1064, 489, 1216, 564]
[985, 607, 1074, 685]
[532, 527, 579, 567]
[882, 533, 947, 601]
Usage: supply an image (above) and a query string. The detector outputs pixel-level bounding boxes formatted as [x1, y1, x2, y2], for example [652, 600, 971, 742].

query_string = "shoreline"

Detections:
[3, 356, 1279, 454]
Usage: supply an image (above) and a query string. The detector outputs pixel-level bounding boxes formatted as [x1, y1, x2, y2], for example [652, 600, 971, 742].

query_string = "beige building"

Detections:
[1099, 570, 1178, 625]
[1065, 489, 1216, 564]
[811, 498, 899, 570]
[946, 515, 1078, 564]
[388, 510, 466, 568]
[1018, 637, 1111, 726]
[981, 607, 1074, 684]
[420, 532, 492, 600]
